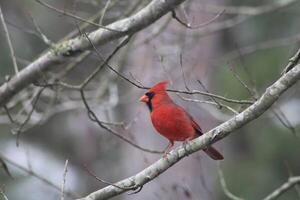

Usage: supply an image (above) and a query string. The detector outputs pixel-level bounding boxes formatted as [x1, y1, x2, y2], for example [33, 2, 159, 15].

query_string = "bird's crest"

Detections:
[148, 81, 168, 93]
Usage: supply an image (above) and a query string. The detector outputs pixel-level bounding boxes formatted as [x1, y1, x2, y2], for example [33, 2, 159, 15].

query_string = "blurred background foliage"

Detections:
[0, 0, 300, 200]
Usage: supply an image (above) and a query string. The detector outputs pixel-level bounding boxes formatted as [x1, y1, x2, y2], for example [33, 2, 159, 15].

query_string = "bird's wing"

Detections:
[186, 113, 203, 136]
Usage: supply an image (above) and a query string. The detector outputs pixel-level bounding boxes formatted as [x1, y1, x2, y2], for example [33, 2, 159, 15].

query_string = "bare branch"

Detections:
[135, 15, 172, 46]
[179, 54, 190, 91]
[228, 65, 257, 99]
[218, 164, 244, 200]
[99, 0, 112, 25]
[282, 48, 300, 74]
[35, 0, 121, 33]
[0, 5, 19, 75]
[180, 0, 296, 39]
[263, 176, 300, 200]
[79, 34, 131, 89]
[27, 12, 53, 46]
[272, 109, 297, 136]
[199, 0, 298, 15]
[3, 105, 18, 125]
[197, 80, 223, 109]
[171, 9, 224, 29]
[0, 188, 8, 200]
[284, 161, 300, 197]
[14, 87, 46, 146]
[167, 88, 254, 104]
[61, 159, 69, 200]
[76, 64, 300, 200]
[0, 157, 12, 178]
[83, 165, 138, 191]
[179, 96, 238, 115]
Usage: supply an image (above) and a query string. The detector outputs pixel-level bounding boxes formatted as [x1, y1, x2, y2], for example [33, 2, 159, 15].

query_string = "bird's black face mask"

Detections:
[145, 92, 155, 112]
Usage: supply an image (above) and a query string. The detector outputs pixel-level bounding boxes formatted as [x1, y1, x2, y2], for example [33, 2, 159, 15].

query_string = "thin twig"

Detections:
[0, 157, 13, 178]
[273, 109, 297, 136]
[0, 5, 19, 75]
[27, 12, 53, 45]
[60, 3, 116, 42]
[80, 89, 163, 154]
[61, 159, 69, 200]
[228, 65, 257, 99]
[3, 105, 18, 125]
[80, 34, 132, 89]
[282, 48, 300, 74]
[14, 87, 46, 146]
[57, 34, 131, 90]
[229, 45, 297, 136]
[218, 164, 244, 200]
[56, 51, 92, 80]
[99, 0, 111, 25]
[220, 34, 300, 62]
[135, 15, 172, 46]
[197, 80, 223, 109]
[171, 9, 225, 29]
[228, 47, 298, 136]
[179, 53, 189, 91]
[5, 19, 41, 38]
[35, 0, 122, 33]
[228, 45, 298, 136]
[120, 0, 144, 18]
[83, 165, 139, 191]
[199, 0, 298, 15]
[284, 161, 300, 198]
[180, 96, 238, 115]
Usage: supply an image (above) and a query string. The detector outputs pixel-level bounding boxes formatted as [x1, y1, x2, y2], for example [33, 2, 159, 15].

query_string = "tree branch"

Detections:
[76, 64, 300, 200]
[0, 0, 187, 107]
[0, 5, 19, 75]
[263, 176, 300, 200]
[217, 164, 244, 200]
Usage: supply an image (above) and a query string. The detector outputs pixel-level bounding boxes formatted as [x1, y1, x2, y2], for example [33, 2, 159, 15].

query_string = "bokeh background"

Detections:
[0, 0, 300, 199]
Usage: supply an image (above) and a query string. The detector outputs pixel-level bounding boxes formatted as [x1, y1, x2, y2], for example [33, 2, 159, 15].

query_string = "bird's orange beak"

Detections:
[139, 95, 148, 103]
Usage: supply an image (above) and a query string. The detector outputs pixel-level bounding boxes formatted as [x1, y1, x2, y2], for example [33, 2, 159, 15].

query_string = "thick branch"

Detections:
[77, 65, 300, 200]
[0, 0, 187, 106]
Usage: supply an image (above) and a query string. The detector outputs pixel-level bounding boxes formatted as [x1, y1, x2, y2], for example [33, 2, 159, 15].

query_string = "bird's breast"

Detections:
[150, 105, 196, 141]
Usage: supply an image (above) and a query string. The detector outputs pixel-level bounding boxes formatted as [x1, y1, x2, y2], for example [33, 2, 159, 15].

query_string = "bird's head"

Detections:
[139, 81, 170, 112]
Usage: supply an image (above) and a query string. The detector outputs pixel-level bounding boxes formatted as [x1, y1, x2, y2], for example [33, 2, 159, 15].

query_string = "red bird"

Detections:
[140, 81, 223, 160]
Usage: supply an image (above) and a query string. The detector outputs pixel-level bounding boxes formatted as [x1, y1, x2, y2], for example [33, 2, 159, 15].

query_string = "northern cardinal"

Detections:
[140, 81, 223, 160]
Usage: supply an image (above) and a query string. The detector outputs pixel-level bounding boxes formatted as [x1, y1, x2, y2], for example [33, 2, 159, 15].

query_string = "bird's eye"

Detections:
[145, 92, 155, 99]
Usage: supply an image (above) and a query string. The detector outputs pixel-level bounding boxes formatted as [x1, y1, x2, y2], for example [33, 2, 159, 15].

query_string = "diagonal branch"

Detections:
[263, 176, 300, 200]
[0, 5, 19, 75]
[218, 164, 244, 200]
[0, 0, 187, 107]
[76, 63, 300, 200]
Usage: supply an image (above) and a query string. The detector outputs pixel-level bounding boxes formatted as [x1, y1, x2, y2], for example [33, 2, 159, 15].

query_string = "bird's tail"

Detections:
[203, 146, 224, 160]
